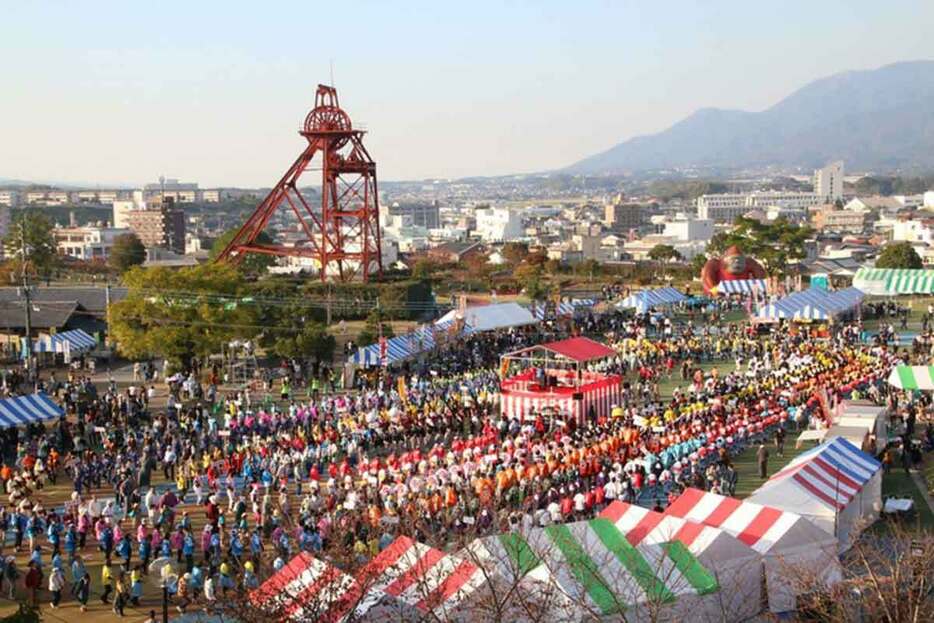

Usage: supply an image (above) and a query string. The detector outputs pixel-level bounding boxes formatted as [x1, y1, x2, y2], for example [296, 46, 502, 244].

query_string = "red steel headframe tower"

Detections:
[216, 85, 382, 281]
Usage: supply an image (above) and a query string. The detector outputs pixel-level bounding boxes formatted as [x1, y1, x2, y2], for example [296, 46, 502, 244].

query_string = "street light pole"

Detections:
[20, 221, 33, 379]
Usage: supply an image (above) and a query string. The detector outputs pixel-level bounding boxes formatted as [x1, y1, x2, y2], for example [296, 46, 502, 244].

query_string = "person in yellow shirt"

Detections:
[101, 559, 114, 604]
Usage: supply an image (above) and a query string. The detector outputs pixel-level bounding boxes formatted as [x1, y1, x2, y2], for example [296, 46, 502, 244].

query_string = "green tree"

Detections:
[690, 253, 708, 275]
[209, 228, 277, 274]
[875, 241, 923, 269]
[109, 233, 147, 272]
[647, 244, 683, 262]
[109, 263, 258, 368]
[707, 217, 813, 276]
[357, 308, 395, 346]
[271, 322, 335, 362]
[4, 212, 58, 279]
[412, 258, 439, 280]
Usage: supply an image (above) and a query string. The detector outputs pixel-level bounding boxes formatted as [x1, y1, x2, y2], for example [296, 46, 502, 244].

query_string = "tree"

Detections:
[109, 233, 147, 272]
[648, 244, 683, 263]
[109, 264, 258, 369]
[707, 216, 813, 276]
[690, 253, 708, 275]
[4, 212, 58, 279]
[875, 241, 923, 269]
[356, 308, 394, 346]
[209, 228, 277, 274]
[501, 242, 530, 265]
[271, 322, 335, 362]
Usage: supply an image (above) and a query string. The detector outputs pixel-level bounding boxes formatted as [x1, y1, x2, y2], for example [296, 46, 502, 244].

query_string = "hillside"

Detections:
[566, 60, 934, 174]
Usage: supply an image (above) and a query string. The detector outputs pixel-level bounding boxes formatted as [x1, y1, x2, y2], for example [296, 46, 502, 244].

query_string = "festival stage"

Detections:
[499, 336, 621, 423]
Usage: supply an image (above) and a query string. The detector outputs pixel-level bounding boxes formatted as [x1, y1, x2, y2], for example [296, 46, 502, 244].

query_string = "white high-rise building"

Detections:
[813, 161, 844, 202]
[475, 207, 523, 242]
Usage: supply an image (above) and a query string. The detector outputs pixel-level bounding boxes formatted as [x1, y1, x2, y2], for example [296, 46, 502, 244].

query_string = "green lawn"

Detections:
[731, 429, 816, 498]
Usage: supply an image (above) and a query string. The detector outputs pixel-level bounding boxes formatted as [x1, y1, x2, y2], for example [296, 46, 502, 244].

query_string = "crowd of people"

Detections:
[0, 302, 919, 617]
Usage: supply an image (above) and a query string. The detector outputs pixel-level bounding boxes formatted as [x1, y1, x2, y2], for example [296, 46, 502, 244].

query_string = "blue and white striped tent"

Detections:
[618, 287, 687, 313]
[350, 319, 460, 367]
[529, 302, 576, 320]
[757, 287, 864, 321]
[30, 329, 97, 354]
[0, 393, 64, 428]
[715, 279, 768, 295]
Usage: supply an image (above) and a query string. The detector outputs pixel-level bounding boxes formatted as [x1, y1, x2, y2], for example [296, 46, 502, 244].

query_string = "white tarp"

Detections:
[459, 302, 538, 332]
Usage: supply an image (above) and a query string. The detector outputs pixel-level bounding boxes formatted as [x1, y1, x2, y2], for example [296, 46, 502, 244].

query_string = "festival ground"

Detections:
[0, 299, 932, 622]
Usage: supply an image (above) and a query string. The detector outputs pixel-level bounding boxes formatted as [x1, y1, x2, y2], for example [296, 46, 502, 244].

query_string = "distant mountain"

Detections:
[566, 61, 934, 174]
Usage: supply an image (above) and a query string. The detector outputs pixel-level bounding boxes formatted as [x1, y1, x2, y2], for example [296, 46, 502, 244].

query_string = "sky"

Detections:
[1, 1, 931, 187]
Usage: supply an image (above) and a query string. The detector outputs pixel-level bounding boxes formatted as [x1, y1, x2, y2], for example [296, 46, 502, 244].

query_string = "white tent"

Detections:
[747, 437, 883, 553]
[599, 501, 762, 621]
[437, 302, 537, 333]
[837, 400, 888, 441]
[666, 488, 842, 613]
[823, 425, 868, 448]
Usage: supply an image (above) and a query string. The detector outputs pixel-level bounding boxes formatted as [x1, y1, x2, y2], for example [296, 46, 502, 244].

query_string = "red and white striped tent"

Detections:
[747, 436, 883, 551]
[599, 501, 761, 621]
[251, 551, 371, 622]
[356, 536, 488, 621]
[665, 488, 842, 613]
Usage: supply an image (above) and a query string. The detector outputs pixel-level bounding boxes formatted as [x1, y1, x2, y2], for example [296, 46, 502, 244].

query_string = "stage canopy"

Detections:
[853, 266, 934, 295]
[747, 437, 882, 552]
[0, 393, 64, 428]
[714, 278, 768, 295]
[888, 365, 934, 390]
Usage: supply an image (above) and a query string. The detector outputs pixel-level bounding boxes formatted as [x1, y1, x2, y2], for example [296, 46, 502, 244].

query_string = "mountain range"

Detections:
[566, 60, 934, 175]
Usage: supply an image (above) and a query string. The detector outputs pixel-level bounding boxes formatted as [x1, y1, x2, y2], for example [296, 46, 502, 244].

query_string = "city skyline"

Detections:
[1, 1, 932, 186]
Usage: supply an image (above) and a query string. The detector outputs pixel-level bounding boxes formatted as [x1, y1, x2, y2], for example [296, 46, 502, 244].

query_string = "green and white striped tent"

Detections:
[887, 365, 934, 390]
[467, 519, 723, 622]
[853, 267, 934, 295]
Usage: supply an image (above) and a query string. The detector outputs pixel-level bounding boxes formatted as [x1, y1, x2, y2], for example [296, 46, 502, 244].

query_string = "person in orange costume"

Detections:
[700, 245, 767, 295]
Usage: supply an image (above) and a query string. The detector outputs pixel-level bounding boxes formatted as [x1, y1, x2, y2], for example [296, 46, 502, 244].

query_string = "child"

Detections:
[48, 565, 64, 609]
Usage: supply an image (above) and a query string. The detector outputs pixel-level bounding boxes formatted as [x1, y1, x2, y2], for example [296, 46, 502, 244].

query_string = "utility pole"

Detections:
[19, 220, 33, 379]
[104, 281, 112, 347]
[326, 282, 332, 326]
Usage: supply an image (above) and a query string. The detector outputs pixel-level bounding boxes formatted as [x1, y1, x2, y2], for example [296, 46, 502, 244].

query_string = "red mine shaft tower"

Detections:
[216, 85, 382, 281]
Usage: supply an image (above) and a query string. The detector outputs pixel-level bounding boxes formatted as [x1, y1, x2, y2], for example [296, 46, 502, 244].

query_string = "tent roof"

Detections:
[752, 437, 881, 511]
[888, 365, 934, 390]
[356, 536, 486, 618]
[251, 551, 362, 622]
[462, 302, 537, 332]
[599, 501, 759, 568]
[0, 393, 64, 429]
[528, 519, 719, 615]
[538, 336, 616, 362]
[664, 488, 837, 555]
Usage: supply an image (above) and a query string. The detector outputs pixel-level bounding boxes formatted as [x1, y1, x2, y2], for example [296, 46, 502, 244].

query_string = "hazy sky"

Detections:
[1, 1, 931, 186]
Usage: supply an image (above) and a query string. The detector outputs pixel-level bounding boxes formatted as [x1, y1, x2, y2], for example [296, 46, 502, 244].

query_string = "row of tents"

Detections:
[755, 287, 864, 322]
[254, 438, 881, 622]
[351, 301, 595, 367]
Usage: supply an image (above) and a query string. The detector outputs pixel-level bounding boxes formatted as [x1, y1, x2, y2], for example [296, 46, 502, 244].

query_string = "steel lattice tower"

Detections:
[216, 85, 383, 281]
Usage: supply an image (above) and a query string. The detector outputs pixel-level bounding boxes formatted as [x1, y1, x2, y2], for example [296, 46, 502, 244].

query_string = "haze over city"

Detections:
[2, 0, 932, 186]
